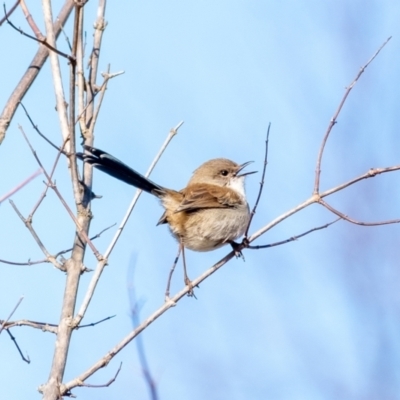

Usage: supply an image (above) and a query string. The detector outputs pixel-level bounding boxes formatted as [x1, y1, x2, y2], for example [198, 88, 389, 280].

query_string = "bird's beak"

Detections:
[236, 161, 257, 177]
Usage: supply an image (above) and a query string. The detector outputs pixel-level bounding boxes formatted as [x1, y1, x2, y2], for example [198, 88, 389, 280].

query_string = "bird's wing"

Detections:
[175, 184, 243, 213]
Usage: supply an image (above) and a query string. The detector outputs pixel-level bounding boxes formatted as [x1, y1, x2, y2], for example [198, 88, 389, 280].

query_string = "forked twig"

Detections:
[20, 102, 64, 154]
[18, 125, 102, 260]
[0, 0, 19, 26]
[9, 199, 65, 271]
[0, 223, 115, 266]
[0, 0, 74, 145]
[3, 3, 74, 62]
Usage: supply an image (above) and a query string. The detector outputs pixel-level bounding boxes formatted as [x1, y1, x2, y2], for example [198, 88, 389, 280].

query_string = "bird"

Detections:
[77, 145, 255, 297]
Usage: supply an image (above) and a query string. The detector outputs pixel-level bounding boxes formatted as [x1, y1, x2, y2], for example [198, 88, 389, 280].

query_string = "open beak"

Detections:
[236, 161, 257, 177]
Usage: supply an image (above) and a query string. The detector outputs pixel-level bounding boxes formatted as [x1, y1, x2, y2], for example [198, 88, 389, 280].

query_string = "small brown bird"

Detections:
[78, 145, 255, 296]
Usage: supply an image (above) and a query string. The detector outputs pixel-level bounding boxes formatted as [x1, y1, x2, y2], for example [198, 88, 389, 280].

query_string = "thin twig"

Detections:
[20, 102, 65, 154]
[9, 199, 65, 270]
[247, 218, 340, 249]
[313, 37, 392, 194]
[248, 164, 400, 245]
[128, 259, 159, 400]
[78, 315, 116, 329]
[57, 16, 72, 52]
[74, 121, 183, 326]
[84, 363, 122, 388]
[0, 223, 115, 266]
[18, 125, 102, 260]
[245, 123, 270, 237]
[0, 0, 74, 144]
[319, 199, 400, 226]
[29, 137, 69, 218]
[6, 329, 30, 363]
[0, 168, 42, 204]
[3, 4, 74, 62]
[0, 258, 46, 266]
[0, 296, 24, 335]
[0, 0, 19, 26]
[90, 70, 124, 134]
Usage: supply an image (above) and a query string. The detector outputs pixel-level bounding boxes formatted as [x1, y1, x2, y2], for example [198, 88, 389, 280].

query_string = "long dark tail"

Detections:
[77, 145, 164, 195]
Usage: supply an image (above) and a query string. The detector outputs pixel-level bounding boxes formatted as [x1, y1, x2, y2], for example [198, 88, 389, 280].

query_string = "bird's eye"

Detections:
[220, 170, 229, 176]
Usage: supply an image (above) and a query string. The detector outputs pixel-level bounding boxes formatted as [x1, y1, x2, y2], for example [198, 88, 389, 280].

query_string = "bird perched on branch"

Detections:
[77, 145, 255, 297]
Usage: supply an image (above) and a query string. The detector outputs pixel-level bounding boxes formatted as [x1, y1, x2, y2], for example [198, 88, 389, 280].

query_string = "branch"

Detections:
[0, 0, 74, 144]
[0, 0, 19, 26]
[3, 3, 73, 61]
[5, 328, 30, 363]
[245, 123, 270, 237]
[313, 37, 392, 194]
[248, 218, 340, 249]
[0, 296, 24, 335]
[1, 319, 58, 334]
[0, 168, 42, 204]
[9, 199, 65, 271]
[248, 164, 400, 245]
[19, 125, 102, 260]
[41, 0, 71, 145]
[62, 249, 235, 394]
[319, 199, 400, 226]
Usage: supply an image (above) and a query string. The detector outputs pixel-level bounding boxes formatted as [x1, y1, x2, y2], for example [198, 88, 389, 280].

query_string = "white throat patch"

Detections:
[227, 176, 246, 198]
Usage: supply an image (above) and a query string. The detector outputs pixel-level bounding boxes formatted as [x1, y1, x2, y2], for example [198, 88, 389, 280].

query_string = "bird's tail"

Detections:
[77, 145, 164, 195]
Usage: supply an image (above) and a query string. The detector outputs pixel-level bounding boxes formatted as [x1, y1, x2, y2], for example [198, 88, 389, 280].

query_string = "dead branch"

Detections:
[313, 36, 392, 194]
[0, 0, 74, 144]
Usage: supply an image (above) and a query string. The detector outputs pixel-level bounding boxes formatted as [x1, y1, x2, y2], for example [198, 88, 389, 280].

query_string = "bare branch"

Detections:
[245, 123, 270, 237]
[129, 261, 159, 400]
[0, 223, 115, 266]
[20, 102, 65, 154]
[41, 0, 71, 145]
[90, 69, 125, 134]
[313, 37, 392, 194]
[77, 315, 116, 329]
[18, 125, 102, 260]
[1, 319, 58, 334]
[319, 199, 400, 226]
[63, 250, 235, 394]
[248, 218, 341, 249]
[0, 258, 47, 266]
[5, 329, 30, 363]
[0, 296, 24, 335]
[3, 3, 74, 62]
[0, 0, 19, 26]
[0, 168, 42, 204]
[0, 0, 74, 144]
[85, 0, 107, 138]
[9, 199, 65, 271]
[248, 164, 400, 245]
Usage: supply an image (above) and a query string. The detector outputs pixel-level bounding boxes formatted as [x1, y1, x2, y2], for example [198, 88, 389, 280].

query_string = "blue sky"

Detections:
[1, 1, 400, 399]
